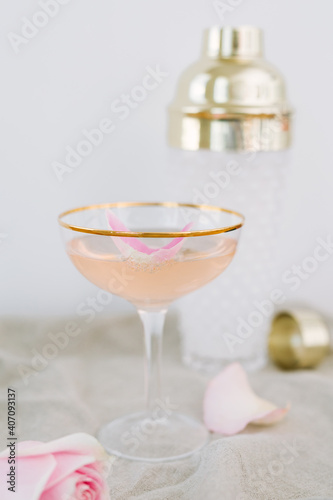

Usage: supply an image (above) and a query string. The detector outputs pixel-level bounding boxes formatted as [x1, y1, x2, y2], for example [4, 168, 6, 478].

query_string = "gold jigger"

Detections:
[268, 308, 330, 369]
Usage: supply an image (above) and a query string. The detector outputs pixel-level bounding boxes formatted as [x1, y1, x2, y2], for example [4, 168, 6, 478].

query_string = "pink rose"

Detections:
[0, 433, 110, 500]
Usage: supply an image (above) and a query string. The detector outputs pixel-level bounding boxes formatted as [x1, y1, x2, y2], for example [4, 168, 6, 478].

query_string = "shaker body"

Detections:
[167, 148, 290, 372]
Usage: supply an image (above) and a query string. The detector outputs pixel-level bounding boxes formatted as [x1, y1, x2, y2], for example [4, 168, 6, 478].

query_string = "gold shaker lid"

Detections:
[268, 309, 330, 369]
[168, 26, 292, 152]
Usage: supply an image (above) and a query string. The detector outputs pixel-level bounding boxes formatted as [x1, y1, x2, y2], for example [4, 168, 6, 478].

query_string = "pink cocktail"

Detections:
[68, 234, 236, 309]
[58, 202, 244, 461]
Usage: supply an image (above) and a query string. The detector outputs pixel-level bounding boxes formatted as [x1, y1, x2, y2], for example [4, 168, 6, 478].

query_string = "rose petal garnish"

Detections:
[203, 362, 289, 435]
[106, 209, 193, 262]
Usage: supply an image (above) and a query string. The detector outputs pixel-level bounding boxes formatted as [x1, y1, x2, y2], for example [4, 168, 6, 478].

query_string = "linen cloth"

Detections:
[0, 314, 332, 500]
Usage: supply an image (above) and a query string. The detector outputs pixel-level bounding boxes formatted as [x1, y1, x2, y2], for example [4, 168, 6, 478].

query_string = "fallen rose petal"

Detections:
[203, 362, 289, 435]
[252, 405, 291, 425]
[106, 209, 192, 261]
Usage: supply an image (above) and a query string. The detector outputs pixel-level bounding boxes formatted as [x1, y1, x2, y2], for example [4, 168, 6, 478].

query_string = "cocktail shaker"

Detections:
[167, 26, 293, 372]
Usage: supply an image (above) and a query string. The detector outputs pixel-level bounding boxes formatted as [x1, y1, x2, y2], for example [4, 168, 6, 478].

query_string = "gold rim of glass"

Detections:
[58, 202, 245, 238]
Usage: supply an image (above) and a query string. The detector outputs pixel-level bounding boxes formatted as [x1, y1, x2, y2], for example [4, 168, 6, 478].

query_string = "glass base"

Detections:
[98, 411, 209, 462]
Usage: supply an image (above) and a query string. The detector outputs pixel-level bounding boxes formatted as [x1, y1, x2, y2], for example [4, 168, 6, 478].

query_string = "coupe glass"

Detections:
[58, 202, 244, 462]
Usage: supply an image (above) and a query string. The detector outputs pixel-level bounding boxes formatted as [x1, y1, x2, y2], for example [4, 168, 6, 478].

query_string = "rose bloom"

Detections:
[0, 433, 111, 500]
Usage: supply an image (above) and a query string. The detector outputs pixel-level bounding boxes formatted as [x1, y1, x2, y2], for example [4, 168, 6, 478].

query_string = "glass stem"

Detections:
[138, 308, 167, 416]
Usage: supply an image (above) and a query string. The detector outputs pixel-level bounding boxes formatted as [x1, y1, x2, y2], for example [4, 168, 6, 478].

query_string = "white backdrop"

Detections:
[1, 0, 332, 317]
